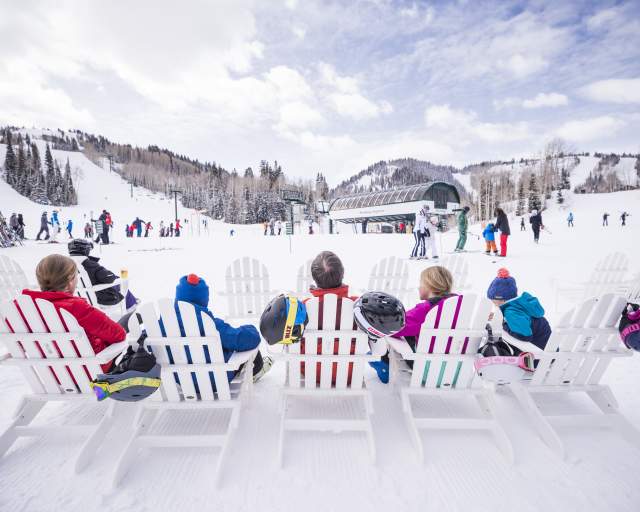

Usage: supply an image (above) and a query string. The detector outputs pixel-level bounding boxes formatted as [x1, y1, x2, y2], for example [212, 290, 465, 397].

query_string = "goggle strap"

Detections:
[280, 297, 299, 345]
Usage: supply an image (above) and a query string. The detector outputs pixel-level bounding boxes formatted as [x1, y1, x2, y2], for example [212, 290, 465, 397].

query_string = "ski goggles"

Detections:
[90, 377, 161, 401]
[279, 296, 307, 345]
[474, 352, 535, 373]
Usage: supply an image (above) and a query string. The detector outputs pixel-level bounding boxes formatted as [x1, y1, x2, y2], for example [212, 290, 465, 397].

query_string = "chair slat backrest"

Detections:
[70, 256, 100, 307]
[286, 295, 369, 390]
[132, 299, 232, 402]
[583, 252, 629, 299]
[295, 259, 313, 295]
[410, 294, 490, 390]
[0, 255, 29, 301]
[441, 255, 471, 290]
[0, 295, 99, 395]
[530, 294, 628, 388]
[366, 257, 417, 308]
[224, 257, 273, 320]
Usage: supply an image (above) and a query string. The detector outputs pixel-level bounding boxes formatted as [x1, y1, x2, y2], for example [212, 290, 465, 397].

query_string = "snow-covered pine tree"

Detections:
[3, 131, 17, 187]
[28, 143, 42, 202]
[44, 144, 56, 201]
[515, 176, 526, 215]
[52, 160, 64, 204]
[63, 158, 77, 205]
[556, 189, 564, 204]
[31, 170, 49, 205]
[16, 140, 27, 195]
[528, 172, 541, 212]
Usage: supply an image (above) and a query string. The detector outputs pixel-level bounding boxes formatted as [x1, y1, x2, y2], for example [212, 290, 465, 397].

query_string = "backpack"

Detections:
[619, 302, 640, 351]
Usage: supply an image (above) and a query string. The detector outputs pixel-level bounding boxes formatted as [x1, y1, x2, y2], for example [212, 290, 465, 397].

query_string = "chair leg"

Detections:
[401, 392, 424, 463]
[510, 382, 565, 459]
[588, 387, 640, 449]
[0, 398, 45, 458]
[362, 393, 376, 464]
[111, 408, 158, 488]
[476, 390, 514, 464]
[277, 395, 288, 469]
[75, 401, 116, 473]
[214, 406, 238, 488]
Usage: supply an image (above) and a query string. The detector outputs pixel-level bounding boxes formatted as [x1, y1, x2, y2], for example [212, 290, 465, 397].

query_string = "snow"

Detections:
[1, 144, 640, 512]
[452, 172, 474, 197]
[570, 156, 600, 189]
[613, 157, 639, 188]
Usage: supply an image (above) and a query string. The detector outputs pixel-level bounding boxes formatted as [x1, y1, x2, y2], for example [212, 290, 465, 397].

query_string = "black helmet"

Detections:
[90, 335, 161, 402]
[68, 238, 93, 256]
[260, 294, 308, 345]
[354, 292, 405, 339]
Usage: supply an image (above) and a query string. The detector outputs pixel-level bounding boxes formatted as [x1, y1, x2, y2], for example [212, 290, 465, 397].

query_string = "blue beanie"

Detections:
[176, 274, 210, 308]
[487, 268, 518, 301]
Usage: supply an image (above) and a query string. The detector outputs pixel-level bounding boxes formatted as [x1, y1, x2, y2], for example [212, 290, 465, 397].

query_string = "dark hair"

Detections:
[495, 207, 505, 217]
[311, 251, 344, 289]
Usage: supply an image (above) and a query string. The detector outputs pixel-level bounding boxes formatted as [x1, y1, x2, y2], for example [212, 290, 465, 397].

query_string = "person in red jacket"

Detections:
[23, 254, 126, 371]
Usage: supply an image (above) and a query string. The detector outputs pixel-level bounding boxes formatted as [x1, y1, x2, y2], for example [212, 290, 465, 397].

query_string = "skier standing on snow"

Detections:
[169, 222, 174, 236]
[17, 214, 25, 239]
[410, 207, 427, 259]
[529, 209, 544, 243]
[277, 220, 282, 235]
[454, 206, 470, 252]
[424, 215, 439, 259]
[603, 212, 609, 226]
[493, 208, 510, 257]
[9, 213, 18, 236]
[567, 212, 574, 227]
[520, 217, 525, 231]
[621, 212, 628, 226]
[84, 222, 92, 238]
[93, 210, 109, 244]
[159, 221, 165, 237]
[66, 219, 73, 239]
[36, 212, 50, 241]
[144, 222, 152, 237]
[175, 219, 181, 237]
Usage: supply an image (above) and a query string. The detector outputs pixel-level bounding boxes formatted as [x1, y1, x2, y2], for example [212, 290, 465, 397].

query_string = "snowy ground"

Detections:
[1, 146, 640, 511]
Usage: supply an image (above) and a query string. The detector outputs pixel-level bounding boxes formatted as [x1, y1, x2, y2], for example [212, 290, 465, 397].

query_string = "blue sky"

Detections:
[1, 0, 639, 184]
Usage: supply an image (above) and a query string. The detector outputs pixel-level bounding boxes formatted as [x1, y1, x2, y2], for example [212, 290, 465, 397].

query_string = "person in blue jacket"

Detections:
[173, 274, 273, 385]
[482, 222, 498, 256]
[66, 219, 73, 239]
[486, 268, 551, 350]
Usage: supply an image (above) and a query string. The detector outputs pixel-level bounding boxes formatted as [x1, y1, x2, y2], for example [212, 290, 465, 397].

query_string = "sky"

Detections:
[1, 0, 639, 185]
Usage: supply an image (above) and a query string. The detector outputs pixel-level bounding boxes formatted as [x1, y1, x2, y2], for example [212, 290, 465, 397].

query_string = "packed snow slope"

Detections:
[1, 157, 640, 511]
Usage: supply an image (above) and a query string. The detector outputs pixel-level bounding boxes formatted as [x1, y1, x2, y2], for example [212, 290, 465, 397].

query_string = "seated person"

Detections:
[23, 254, 126, 371]
[372, 266, 456, 382]
[174, 274, 272, 383]
[486, 268, 551, 350]
[309, 250, 357, 301]
[67, 238, 138, 310]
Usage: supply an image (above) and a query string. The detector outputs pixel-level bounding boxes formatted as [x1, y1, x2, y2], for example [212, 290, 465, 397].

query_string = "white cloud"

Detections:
[318, 63, 358, 94]
[277, 129, 355, 151]
[555, 116, 624, 142]
[523, 92, 568, 108]
[580, 78, 640, 104]
[328, 93, 392, 120]
[586, 6, 624, 30]
[275, 102, 324, 130]
[292, 25, 306, 40]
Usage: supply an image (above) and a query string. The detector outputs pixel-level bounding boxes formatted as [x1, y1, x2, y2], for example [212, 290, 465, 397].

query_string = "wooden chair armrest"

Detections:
[386, 336, 416, 359]
[226, 348, 259, 371]
[0, 351, 11, 362]
[95, 341, 129, 363]
[91, 278, 128, 293]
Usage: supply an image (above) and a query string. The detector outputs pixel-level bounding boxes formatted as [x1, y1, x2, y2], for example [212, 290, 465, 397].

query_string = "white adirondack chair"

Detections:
[363, 256, 419, 309]
[112, 298, 257, 487]
[0, 254, 30, 301]
[219, 257, 278, 323]
[554, 252, 630, 311]
[440, 254, 472, 291]
[387, 294, 513, 463]
[625, 273, 640, 302]
[295, 259, 313, 295]
[70, 255, 129, 319]
[272, 294, 382, 467]
[0, 295, 128, 471]
[509, 293, 639, 459]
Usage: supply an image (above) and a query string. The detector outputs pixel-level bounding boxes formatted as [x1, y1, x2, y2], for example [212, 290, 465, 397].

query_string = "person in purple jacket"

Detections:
[370, 266, 457, 382]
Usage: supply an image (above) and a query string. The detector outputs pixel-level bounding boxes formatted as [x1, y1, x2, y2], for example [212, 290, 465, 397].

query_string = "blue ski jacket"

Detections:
[499, 292, 552, 350]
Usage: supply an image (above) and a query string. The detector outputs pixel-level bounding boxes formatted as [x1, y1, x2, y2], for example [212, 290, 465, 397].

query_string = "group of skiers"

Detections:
[158, 219, 181, 237]
[263, 219, 283, 236]
[602, 212, 630, 226]
[410, 204, 439, 259]
[92, 210, 113, 244]
[35, 210, 74, 243]
[7, 213, 26, 240]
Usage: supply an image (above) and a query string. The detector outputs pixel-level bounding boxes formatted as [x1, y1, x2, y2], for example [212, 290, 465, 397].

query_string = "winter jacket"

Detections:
[482, 224, 496, 242]
[17, 214, 24, 227]
[393, 294, 458, 339]
[67, 220, 73, 231]
[499, 292, 552, 350]
[40, 213, 48, 229]
[415, 213, 428, 236]
[9, 214, 18, 228]
[457, 211, 468, 233]
[529, 213, 543, 230]
[494, 212, 510, 236]
[51, 211, 59, 225]
[567, 213, 573, 221]
[77, 256, 125, 306]
[21, 289, 126, 371]
[173, 300, 260, 383]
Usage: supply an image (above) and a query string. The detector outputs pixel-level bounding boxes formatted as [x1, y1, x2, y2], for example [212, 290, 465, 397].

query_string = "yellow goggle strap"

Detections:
[280, 296, 299, 345]
[91, 376, 161, 395]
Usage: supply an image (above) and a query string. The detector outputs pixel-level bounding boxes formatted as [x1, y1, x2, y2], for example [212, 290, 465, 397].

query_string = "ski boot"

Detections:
[253, 355, 274, 383]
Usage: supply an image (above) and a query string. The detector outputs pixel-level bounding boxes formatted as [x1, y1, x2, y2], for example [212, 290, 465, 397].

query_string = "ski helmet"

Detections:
[354, 292, 405, 339]
[260, 294, 308, 345]
[90, 335, 161, 402]
[474, 325, 534, 384]
[619, 302, 640, 351]
[68, 238, 93, 256]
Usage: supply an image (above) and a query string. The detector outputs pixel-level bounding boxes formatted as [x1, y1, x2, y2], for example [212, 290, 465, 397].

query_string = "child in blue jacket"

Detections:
[173, 274, 272, 385]
[482, 223, 498, 256]
[487, 268, 552, 350]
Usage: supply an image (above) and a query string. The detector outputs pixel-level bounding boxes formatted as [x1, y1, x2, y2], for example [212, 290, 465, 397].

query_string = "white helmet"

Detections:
[531, 209, 538, 215]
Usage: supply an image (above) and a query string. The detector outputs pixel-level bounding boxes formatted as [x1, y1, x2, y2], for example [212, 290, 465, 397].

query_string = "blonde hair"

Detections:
[36, 254, 77, 292]
[420, 266, 453, 296]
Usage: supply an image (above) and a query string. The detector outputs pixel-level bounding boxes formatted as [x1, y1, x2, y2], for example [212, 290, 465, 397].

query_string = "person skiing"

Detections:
[276, 220, 282, 235]
[424, 215, 439, 259]
[603, 212, 609, 226]
[84, 222, 92, 238]
[9, 213, 18, 236]
[169, 222, 174, 236]
[454, 206, 470, 252]
[132, 217, 143, 237]
[520, 217, 525, 231]
[144, 221, 152, 237]
[567, 212, 574, 227]
[308, 218, 314, 235]
[50, 209, 61, 243]
[263, 220, 268, 236]
[621, 212, 629, 226]
[16, 213, 25, 239]
[93, 210, 109, 244]
[529, 209, 543, 243]
[483, 222, 498, 256]
[66, 219, 73, 239]
[159, 221, 165, 237]
[269, 218, 275, 236]
[410, 207, 427, 259]
[36, 211, 50, 241]
[175, 219, 181, 237]
[493, 208, 510, 257]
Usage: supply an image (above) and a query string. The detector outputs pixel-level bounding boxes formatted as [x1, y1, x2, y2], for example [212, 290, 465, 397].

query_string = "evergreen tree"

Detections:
[44, 144, 56, 201]
[71, 138, 79, 151]
[515, 176, 526, 216]
[31, 171, 48, 205]
[53, 160, 64, 204]
[63, 158, 77, 204]
[3, 131, 17, 187]
[528, 172, 541, 212]
[16, 140, 27, 195]
[556, 189, 564, 204]
[28, 143, 43, 202]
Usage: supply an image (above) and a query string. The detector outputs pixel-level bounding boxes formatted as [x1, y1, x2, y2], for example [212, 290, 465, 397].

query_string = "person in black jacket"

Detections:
[36, 211, 50, 241]
[493, 208, 510, 257]
[67, 239, 138, 309]
[529, 209, 543, 243]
